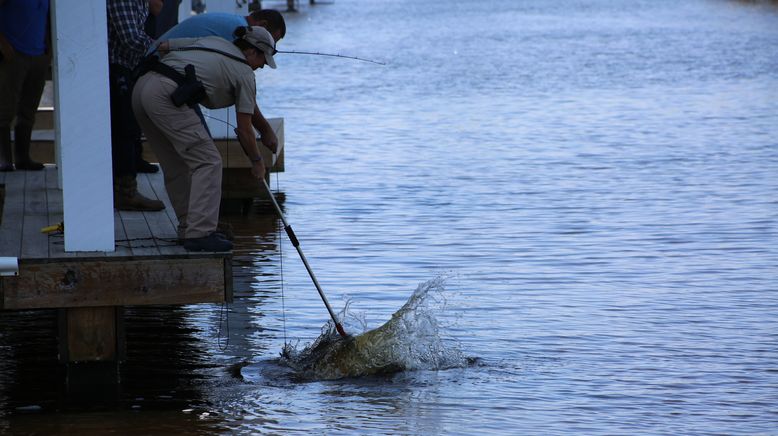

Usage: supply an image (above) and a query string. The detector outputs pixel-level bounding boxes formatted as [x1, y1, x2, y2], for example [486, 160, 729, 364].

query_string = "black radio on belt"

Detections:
[139, 57, 206, 108]
[170, 64, 206, 108]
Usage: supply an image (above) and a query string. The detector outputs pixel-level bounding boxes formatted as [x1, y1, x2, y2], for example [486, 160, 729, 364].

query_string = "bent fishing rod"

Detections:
[233, 128, 348, 338]
[276, 50, 385, 65]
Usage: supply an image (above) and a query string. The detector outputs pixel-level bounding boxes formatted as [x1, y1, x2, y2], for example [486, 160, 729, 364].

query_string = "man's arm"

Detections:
[251, 103, 279, 153]
[235, 112, 266, 180]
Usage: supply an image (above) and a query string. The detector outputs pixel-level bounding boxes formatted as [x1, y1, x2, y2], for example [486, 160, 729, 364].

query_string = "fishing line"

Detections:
[217, 301, 230, 351]
[214, 109, 234, 353]
[276, 174, 289, 347]
[276, 50, 386, 65]
[203, 113, 237, 129]
[212, 111, 290, 345]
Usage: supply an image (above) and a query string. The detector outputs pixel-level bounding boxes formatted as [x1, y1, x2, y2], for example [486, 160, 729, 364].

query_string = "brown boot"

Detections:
[114, 175, 165, 211]
[0, 127, 14, 172]
[13, 125, 44, 171]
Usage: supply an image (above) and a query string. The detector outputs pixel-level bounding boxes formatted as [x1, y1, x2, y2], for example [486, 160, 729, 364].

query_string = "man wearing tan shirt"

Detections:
[132, 26, 277, 252]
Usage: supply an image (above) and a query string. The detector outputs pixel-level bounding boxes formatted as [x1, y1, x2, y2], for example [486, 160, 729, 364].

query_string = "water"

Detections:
[2, 0, 778, 433]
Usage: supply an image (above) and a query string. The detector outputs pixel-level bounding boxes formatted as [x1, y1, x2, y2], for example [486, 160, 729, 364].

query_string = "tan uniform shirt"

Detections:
[162, 36, 256, 114]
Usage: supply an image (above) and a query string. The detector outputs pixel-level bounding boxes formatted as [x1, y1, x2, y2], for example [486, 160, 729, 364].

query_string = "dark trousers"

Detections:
[109, 64, 141, 177]
[0, 51, 49, 131]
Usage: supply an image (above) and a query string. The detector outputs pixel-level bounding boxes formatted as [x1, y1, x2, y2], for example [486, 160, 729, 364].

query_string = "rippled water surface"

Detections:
[2, 0, 778, 434]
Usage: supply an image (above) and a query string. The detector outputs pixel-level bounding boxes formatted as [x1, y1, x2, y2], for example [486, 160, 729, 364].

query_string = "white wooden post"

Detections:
[50, 0, 115, 252]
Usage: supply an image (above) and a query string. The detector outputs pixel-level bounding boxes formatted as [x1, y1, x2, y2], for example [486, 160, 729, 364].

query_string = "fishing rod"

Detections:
[232, 128, 349, 339]
[276, 50, 386, 65]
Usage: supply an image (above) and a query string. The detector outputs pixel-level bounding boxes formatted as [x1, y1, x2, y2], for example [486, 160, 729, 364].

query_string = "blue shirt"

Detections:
[0, 0, 49, 56]
[149, 13, 246, 54]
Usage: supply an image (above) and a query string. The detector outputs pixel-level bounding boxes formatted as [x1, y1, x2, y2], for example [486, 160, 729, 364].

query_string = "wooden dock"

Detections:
[0, 166, 232, 363]
[0, 165, 231, 309]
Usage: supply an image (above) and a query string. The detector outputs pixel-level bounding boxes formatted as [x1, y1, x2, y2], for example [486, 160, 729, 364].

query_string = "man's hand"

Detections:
[252, 105, 279, 153]
[235, 112, 266, 180]
[251, 159, 266, 180]
[260, 130, 278, 153]
[148, 0, 163, 16]
[156, 41, 170, 54]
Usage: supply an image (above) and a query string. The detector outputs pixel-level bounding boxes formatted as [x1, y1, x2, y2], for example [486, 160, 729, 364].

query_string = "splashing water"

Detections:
[279, 277, 467, 380]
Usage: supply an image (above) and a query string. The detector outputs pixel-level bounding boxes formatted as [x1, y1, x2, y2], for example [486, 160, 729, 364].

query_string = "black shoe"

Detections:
[216, 221, 235, 241]
[137, 159, 160, 173]
[177, 230, 230, 245]
[0, 162, 13, 172]
[183, 232, 233, 252]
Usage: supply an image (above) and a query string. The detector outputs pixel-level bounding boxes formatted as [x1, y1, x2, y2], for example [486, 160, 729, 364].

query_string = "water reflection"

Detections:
[0, 310, 60, 414]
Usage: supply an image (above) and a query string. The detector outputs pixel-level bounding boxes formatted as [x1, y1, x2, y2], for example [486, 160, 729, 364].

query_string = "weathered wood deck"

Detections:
[0, 165, 231, 311]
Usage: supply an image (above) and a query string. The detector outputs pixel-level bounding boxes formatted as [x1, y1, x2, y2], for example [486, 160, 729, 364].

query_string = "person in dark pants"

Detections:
[0, 0, 49, 172]
[107, 0, 165, 210]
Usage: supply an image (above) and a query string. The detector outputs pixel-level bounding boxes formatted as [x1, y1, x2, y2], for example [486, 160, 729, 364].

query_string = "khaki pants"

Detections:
[131, 72, 222, 239]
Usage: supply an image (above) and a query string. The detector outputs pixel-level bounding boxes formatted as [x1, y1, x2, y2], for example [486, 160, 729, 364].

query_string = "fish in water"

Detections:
[280, 277, 464, 380]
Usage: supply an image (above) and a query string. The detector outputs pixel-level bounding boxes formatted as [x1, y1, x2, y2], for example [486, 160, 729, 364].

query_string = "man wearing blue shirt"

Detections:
[150, 10, 286, 54]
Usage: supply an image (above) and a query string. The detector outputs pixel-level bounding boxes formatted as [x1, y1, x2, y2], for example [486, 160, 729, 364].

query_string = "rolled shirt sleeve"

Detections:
[234, 74, 257, 115]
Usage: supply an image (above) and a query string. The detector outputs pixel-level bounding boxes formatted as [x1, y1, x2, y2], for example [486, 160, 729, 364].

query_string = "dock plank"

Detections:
[112, 209, 133, 257]
[119, 209, 160, 257]
[138, 173, 180, 255]
[21, 169, 50, 259]
[0, 171, 25, 258]
[45, 165, 67, 258]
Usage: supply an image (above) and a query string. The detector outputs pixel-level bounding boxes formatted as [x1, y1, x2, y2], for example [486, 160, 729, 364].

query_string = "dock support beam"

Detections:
[58, 306, 124, 389]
